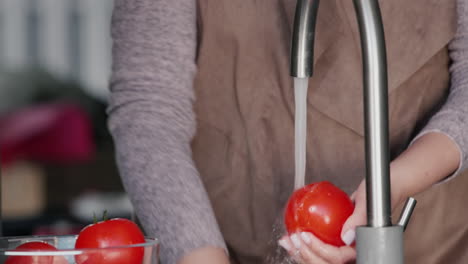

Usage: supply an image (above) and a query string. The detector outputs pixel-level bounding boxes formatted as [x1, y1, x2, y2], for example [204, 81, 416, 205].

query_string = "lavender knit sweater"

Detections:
[107, 0, 468, 263]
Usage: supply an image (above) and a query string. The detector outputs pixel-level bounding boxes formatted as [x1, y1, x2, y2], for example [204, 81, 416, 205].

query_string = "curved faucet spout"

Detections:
[289, 1, 417, 263]
[290, 0, 392, 228]
[353, 0, 391, 228]
[290, 0, 320, 78]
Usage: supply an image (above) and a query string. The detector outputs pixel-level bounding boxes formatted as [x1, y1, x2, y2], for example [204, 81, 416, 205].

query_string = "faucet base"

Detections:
[356, 226, 404, 264]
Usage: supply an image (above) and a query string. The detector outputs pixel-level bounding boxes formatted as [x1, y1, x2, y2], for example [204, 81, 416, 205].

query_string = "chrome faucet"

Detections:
[290, 0, 416, 263]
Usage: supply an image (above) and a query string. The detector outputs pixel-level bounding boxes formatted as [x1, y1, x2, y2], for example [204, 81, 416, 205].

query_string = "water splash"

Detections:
[263, 215, 297, 264]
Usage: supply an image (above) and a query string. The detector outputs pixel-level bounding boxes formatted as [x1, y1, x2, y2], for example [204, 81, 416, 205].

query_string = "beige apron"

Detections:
[192, 0, 465, 263]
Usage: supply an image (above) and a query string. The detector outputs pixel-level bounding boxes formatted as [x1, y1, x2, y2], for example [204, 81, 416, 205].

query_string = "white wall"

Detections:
[0, 0, 114, 101]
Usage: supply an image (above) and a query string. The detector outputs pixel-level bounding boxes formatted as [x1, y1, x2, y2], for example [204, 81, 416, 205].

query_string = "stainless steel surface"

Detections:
[290, 0, 405, 261]
[290, 0, 320, 78]
[356, 226, 404, 264]
[290, 0, 392, 227]
[397, 197, 417, 231]
[353, 0, 392, 228]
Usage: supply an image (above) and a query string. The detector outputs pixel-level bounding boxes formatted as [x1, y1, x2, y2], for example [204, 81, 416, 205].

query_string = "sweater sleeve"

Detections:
[107, 0, 227, 263]
[413, 0, 468, 178]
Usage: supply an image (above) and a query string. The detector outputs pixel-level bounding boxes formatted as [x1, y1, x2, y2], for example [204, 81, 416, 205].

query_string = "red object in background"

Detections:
[284, 181, 354, 246]
[74, 218, 146, 264]
[0, 103, 95, 166]
[5, 241, 69, 264]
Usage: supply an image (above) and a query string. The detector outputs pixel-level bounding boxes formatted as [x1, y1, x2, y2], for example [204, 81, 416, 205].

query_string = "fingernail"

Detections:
[300, 232, 312, 244]
[291, 234, 301, 249]
[342, 229, 356, 246]
[278, 239, 292, 251]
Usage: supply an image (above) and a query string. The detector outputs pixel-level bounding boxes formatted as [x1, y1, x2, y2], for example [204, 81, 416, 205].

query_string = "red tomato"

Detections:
[5, 241, 68, 264]
[74, 218, 146, 264]
[284, 181, 354, 246]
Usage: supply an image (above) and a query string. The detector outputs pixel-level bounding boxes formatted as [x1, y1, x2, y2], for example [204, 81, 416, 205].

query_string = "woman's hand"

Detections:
[277, 174, 406, 264]
[278, 183, 366, 264]
[278, 132, 461, 263]
[278, 174, 411, 264]
[278, 231, 356, 264]
[341, 133, 460, 243]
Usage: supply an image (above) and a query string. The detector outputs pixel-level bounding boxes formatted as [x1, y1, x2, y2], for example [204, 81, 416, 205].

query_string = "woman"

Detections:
[108, 0, 468, 263]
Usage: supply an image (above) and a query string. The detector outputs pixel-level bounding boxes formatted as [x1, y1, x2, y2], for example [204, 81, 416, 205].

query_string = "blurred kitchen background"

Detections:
[0, 0, 134, 236]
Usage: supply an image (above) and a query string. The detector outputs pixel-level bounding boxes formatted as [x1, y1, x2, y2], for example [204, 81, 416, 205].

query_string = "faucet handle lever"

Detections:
[397, 197, 417, 231]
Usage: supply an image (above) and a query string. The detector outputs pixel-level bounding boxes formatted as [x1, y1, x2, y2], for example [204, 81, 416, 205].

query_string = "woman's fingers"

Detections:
[297, 247, 328, 264]
[289, 233, 328, 264]
[278, 235, 294, 252]
[299, 232, 356, 264]
[341, 181, 367, 246]
[279, 232, 356, 264]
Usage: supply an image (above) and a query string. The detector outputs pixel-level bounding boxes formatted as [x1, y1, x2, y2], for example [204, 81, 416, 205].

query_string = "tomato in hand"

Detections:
[74, 218, 146, 264]
[284, 181, 354, 246]
[5, 241, 68, 264]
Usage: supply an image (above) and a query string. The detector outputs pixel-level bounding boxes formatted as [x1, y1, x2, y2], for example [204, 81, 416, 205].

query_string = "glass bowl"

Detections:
[0, 235, 159, 264]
